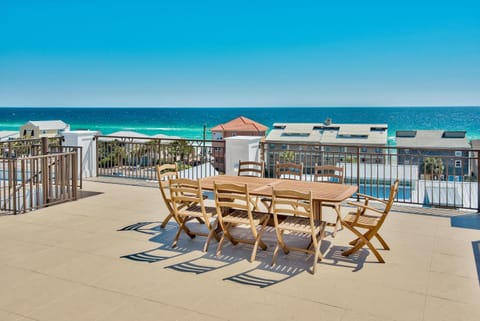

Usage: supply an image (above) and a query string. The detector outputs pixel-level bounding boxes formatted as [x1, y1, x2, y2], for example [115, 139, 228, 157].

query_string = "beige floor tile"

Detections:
[423, 296, 480, 321]
[101, 296, 215, 321]
[40, 253, 120, 285]
[1, 181, 478, 321]
[0, 310, 36, 321]
[0, 273, 80, 316]
[429, 252, 478, 279]
[340, 309, 396, 321]
[427, 271, 480, 305]
[26, 285, 129, 321]
[345, 281, 426, 321]
[8, 245, 85, 272]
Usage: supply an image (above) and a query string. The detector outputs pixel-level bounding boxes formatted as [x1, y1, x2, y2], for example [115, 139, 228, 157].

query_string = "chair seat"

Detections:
[222, 210, 269, 226]
[181, 205, 217, 219]
[343, 212, 380, 227]
[277, 216, 325, 234]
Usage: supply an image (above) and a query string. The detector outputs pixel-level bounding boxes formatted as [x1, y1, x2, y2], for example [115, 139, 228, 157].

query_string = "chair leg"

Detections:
[160, 213, 173, 228]
[216, 234, 226, 256]
[271, 244, 281, 266]
[204, 222, 219, 252]
[342, 226, 385, 263]
[250, 219, 268, 262]
[172, 224, 184, 247]
[375, 233, 390, 250]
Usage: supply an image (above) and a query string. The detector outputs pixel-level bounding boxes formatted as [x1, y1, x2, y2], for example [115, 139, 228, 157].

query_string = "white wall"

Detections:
[63, 131, 99, 178]
[224, 136, 262, 175]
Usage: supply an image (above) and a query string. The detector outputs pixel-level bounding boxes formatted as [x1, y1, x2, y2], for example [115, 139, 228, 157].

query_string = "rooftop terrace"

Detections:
[1, 180, 479, 321]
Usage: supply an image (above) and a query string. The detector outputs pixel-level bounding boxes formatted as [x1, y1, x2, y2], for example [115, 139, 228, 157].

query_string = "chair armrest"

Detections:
[355, 193, 388, 204]
[347, 201, 384, 215]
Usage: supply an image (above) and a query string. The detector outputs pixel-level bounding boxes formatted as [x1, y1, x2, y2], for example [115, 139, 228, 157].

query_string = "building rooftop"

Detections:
[396, 130, 471, 149]
[1, 180, 478, 321]
[266, 123, 388, 145]
[0, 130, 19, 141]
[26, 120, 69, 130]
[211, 116, 268, 132]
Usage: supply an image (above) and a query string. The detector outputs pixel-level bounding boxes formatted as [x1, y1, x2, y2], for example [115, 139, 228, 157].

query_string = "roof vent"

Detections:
[442, 131, 466, 138]
[396, 130, 417, 138]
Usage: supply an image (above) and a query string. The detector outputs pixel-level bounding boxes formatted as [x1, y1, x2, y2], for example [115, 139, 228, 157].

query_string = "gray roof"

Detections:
[265, 123, 388, 145]
[0, 130, 19, 141]
[470, 139, 480, 149]
[396, 130, 470, 149]
[27, 120, 68, 130]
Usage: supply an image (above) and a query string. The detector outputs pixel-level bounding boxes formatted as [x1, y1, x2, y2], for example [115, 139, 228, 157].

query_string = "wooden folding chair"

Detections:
[275, 161, 303, 180]
[314, 164, 345, 237]
[169, 178, 219, 252]
[261, 161, 303, 212]
[238, 160, 264, 177]
[238, 160, 264, 210]
[341, 179, 399, 263]
[155, 164, 180, 229]
[271, 189, 326, 274]
[214, 183, 270, 262]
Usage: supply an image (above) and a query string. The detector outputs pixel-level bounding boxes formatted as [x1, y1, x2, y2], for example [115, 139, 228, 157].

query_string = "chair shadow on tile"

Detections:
[221, 231, 332, 288]
[165, 252, 243, 274]
[121, 243, 190, 263]
[223, 259, 306, 288]
[320, 245, 369, 272]
[118, 221, 163, 235]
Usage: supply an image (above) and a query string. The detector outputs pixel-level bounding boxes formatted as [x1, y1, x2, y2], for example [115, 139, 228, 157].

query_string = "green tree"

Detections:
[166, 140, 194, 164]
[422, 157, 444, 180]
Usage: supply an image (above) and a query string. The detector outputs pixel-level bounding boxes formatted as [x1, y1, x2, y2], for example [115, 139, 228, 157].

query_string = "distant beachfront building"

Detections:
[0, 130, 19, 142]
[264, 121, 388, 173]
[20, 120, 70, 139]
[396, 130, 470, 181]
[469, 139, 480, 179]
[211, 116, 268, 172]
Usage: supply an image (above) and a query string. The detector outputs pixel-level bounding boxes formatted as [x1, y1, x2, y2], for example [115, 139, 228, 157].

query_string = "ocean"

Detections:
[1, 107, 479, 143]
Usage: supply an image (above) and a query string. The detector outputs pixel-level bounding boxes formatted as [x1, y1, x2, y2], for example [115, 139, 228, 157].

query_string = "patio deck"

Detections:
[0, 181, 479, 321]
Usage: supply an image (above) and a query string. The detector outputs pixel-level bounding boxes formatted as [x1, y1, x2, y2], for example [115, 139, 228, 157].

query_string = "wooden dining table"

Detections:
[200, 175, 358, 218]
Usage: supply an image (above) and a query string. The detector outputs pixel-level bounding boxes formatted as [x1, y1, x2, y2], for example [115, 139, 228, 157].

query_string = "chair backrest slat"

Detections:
[384, 179, 400, 214]
[155, 164, 179, 211]
[272, 189, 312, 218]
[169, 178, 204, 211]
[314, 164, 344, 184]
[238, 160, 264, 177]
[275, 161, 303, 181]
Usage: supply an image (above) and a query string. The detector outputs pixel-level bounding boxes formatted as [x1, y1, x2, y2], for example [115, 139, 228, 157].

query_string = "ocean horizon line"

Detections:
[1, 105, 479, 109]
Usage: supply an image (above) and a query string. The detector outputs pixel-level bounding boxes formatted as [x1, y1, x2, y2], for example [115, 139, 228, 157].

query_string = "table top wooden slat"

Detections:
[200, 175, 357, 203]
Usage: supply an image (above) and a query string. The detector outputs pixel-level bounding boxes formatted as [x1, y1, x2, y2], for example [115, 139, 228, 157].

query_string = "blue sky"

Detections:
[1, 0, 479, 107]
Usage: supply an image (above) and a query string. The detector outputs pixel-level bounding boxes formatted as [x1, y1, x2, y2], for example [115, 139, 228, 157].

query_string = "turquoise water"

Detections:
[1, 107, 479, 142]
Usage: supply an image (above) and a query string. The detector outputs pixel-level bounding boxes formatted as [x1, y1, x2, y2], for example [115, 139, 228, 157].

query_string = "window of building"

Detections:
[454, 151, 462, 157]
[375, 148, 382, 153]
[455, 160, 462, 168]
[30, 130, 34, 136]
[23, 129, 27, 136]
[360, 147, 367, 153]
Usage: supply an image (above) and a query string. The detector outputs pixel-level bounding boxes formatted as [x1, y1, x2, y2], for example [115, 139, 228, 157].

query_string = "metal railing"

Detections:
[261, 142, 480, 210]
[1, 136, 63, 158]
[1, 151, 78, 214]
[93, 134, 479, 210]
[96, 135, 225, 180]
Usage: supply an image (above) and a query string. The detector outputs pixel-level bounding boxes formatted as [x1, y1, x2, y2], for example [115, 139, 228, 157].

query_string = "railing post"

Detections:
[41, 137, 49, 155]
[72, 151, 78, 200]
[477, 149, 480, 212]
[356, 146, 360, 201]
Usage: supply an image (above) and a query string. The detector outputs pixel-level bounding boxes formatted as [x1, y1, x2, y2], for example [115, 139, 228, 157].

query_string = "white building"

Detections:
[20, 120, 70, 138]
[0, 130, 20, 142]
